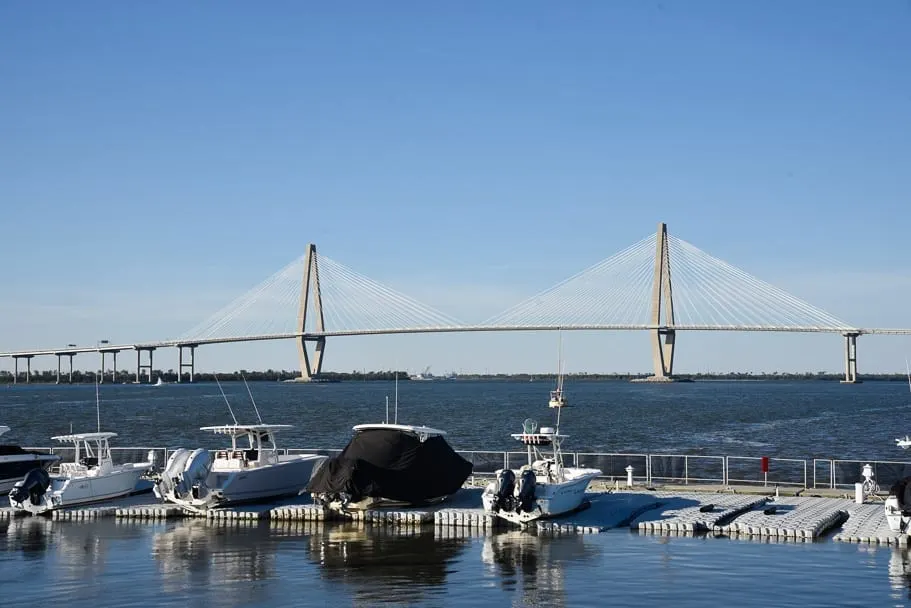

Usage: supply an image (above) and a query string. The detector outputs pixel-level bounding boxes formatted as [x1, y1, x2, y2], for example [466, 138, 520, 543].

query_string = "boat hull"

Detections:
[482, 467, 600, 525]
[9, 464, 148, 515]
[156, 454, 325, 512]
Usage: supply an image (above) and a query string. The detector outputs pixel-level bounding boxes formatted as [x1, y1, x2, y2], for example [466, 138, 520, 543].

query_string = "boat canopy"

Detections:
[307, 426, 472, 504]
[51, 432, 118, 442]
[352, 423, 447, 438]
[199, 424, 293, 436]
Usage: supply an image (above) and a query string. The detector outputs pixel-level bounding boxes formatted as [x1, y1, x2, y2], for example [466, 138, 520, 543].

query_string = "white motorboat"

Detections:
[9, 432, 152, 515]
[482, 415, 601, 526]
[153, 424, 326, 512]
[0, 426, 60, 493]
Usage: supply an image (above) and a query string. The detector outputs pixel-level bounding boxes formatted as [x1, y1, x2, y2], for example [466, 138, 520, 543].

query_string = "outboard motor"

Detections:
[9, 468, 51, 506]
[154, 448, 191, 499]
[177, 448, 213, 499]
[490, 469, 516, 513]
[514, 468, 537, 514]
[885, 476, 911, 532]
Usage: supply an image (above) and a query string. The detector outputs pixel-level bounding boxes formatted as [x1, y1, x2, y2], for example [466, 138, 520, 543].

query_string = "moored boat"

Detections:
[153, 424, 326, 513]
[307, 422, 473, 511]
[0, 425, 60, 494]
[481, 417, 601, 526]
[8, 432, 151, 515]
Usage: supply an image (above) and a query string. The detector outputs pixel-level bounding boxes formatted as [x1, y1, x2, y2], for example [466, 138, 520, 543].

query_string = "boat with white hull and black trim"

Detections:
[482, 418, 601, 526]
[307, 422, 473, 512]
[9, 432, 152, 515]
[153, 424, 326, 513]
[0, 426, 60, 494]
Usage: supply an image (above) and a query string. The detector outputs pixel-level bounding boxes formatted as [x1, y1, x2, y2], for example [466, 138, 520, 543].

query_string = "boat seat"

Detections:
[79, 457, 99, 467]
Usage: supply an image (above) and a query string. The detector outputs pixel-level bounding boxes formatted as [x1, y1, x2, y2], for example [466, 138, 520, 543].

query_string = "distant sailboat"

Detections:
[548, 332, 567, 408]
[154, 377, 163, 387]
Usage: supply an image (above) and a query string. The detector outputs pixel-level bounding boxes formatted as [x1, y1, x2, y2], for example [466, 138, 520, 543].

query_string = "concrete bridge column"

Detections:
[841, 332, 861, 384]
[13, 355, 33, 384]
[67, 353, 75, 383]
[56, 354, 63, 384]
[178, 344, 197, 383]
[111, 351, 118, 384]
[99, 352, 106, 384]
[134, 347, 156, 383]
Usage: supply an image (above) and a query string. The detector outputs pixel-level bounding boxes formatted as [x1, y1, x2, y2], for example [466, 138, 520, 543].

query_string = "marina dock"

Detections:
[3, 483, 905, 545]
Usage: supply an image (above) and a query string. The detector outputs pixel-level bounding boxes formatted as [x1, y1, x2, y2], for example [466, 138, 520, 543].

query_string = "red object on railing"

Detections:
[761, 456, 769, 473]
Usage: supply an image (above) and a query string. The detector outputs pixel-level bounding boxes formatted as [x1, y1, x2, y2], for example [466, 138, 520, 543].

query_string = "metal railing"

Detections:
[24, 445, 908, 490]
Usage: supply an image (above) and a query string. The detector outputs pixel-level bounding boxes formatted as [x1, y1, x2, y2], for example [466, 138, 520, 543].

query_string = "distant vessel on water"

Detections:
[409, 366, 456, 381]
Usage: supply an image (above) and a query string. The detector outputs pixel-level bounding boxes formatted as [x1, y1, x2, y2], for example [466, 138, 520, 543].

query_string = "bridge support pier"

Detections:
[135, 347, 156, 384]
[99, 350, 119, 384]
[54, 353, 76, 384]
[13, 355, 33, 384]
[841, 332, 861, 384]
[178, 344, 197, 383]
[298, 336, 326, 381]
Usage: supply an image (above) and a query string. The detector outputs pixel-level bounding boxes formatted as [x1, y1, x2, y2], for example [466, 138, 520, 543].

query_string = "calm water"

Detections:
[3, 380, 911, 606]
[1, 379, 909, 460]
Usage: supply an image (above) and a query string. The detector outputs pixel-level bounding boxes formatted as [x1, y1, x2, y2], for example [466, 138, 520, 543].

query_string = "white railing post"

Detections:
[684, 456, 689, 485]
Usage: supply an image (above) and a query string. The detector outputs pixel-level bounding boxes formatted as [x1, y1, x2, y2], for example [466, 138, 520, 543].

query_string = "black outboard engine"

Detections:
[491, 469, 516, 513]
[9, 468, 51, 506]
[891, 477, 911, 514]
[514, 469, 536, 514]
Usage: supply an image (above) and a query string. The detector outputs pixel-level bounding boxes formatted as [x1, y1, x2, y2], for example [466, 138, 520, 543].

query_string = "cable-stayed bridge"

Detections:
[2, 222, 909, 384]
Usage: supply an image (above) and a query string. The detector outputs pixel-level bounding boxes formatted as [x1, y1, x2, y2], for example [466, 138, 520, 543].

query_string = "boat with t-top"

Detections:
[482, 378, 600, 526]
[154, 424, 326, 512]
[9, 432, 152, 515]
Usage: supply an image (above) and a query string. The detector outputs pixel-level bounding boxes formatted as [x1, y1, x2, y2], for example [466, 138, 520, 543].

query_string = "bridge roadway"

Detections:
[2, 324, 911, 359]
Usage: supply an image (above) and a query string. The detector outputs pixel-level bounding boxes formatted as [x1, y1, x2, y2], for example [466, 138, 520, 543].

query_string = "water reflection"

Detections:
[309, 522, 469, 604]
[152, 519, 279, 592]
[887, 546, 911, 600]
[481, 531, 601, 607]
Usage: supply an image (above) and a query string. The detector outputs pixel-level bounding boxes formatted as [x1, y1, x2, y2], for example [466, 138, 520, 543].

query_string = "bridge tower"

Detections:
[648, 222, 676, 381]
[297, 243, 326, 381]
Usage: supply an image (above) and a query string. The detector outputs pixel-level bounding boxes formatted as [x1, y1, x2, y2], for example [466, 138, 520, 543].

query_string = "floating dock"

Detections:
[633, 492, 768, 533]
[832, 502, 910, 546]
[714, 496, 854, 539]
[3, 486, 909, 547]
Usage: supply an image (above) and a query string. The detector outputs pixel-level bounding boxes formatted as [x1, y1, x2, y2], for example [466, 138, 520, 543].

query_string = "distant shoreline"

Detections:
[2, 369, 910, 385]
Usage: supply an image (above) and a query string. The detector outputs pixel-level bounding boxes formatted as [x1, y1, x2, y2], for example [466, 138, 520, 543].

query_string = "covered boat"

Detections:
[307, 423, 473, 511]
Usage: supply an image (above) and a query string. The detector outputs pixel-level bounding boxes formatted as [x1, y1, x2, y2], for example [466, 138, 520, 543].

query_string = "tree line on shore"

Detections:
[1, 369, 910, 384]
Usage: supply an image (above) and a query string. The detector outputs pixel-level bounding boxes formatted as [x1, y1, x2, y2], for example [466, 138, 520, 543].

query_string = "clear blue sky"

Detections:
[1, 1, 909, 375]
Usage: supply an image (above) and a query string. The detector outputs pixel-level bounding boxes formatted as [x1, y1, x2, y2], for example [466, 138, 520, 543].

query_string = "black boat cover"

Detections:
[306, 428, 473, 504]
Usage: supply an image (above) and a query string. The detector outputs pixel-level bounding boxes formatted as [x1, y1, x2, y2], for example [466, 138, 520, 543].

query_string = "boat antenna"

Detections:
[214, 374, 238, 425]
[95, 369, 101, 432]
[241, 373, 264, 424]
[394, 370, 399, 424]
[385, 395, 389, 424]
[906, 357, 911, 394]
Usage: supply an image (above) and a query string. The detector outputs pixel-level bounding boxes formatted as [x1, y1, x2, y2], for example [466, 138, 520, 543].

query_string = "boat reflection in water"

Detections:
[481, 530, 601, 608]
[152, 519, 281, 596]
[2, 516, 147, 602]
[308, 522, 470, 605]
[888, 546, 911, 602]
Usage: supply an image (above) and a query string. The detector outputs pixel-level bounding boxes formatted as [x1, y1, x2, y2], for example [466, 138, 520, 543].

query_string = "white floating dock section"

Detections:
[715, 496, 853, 539]
[0, 507, 13, 520]
[115, 505, 186, 519]
[832, 503, 910, 546]
[434, 508, 500, 530]
[51, 506, 118, 521]
[633, 493, 768, 533]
